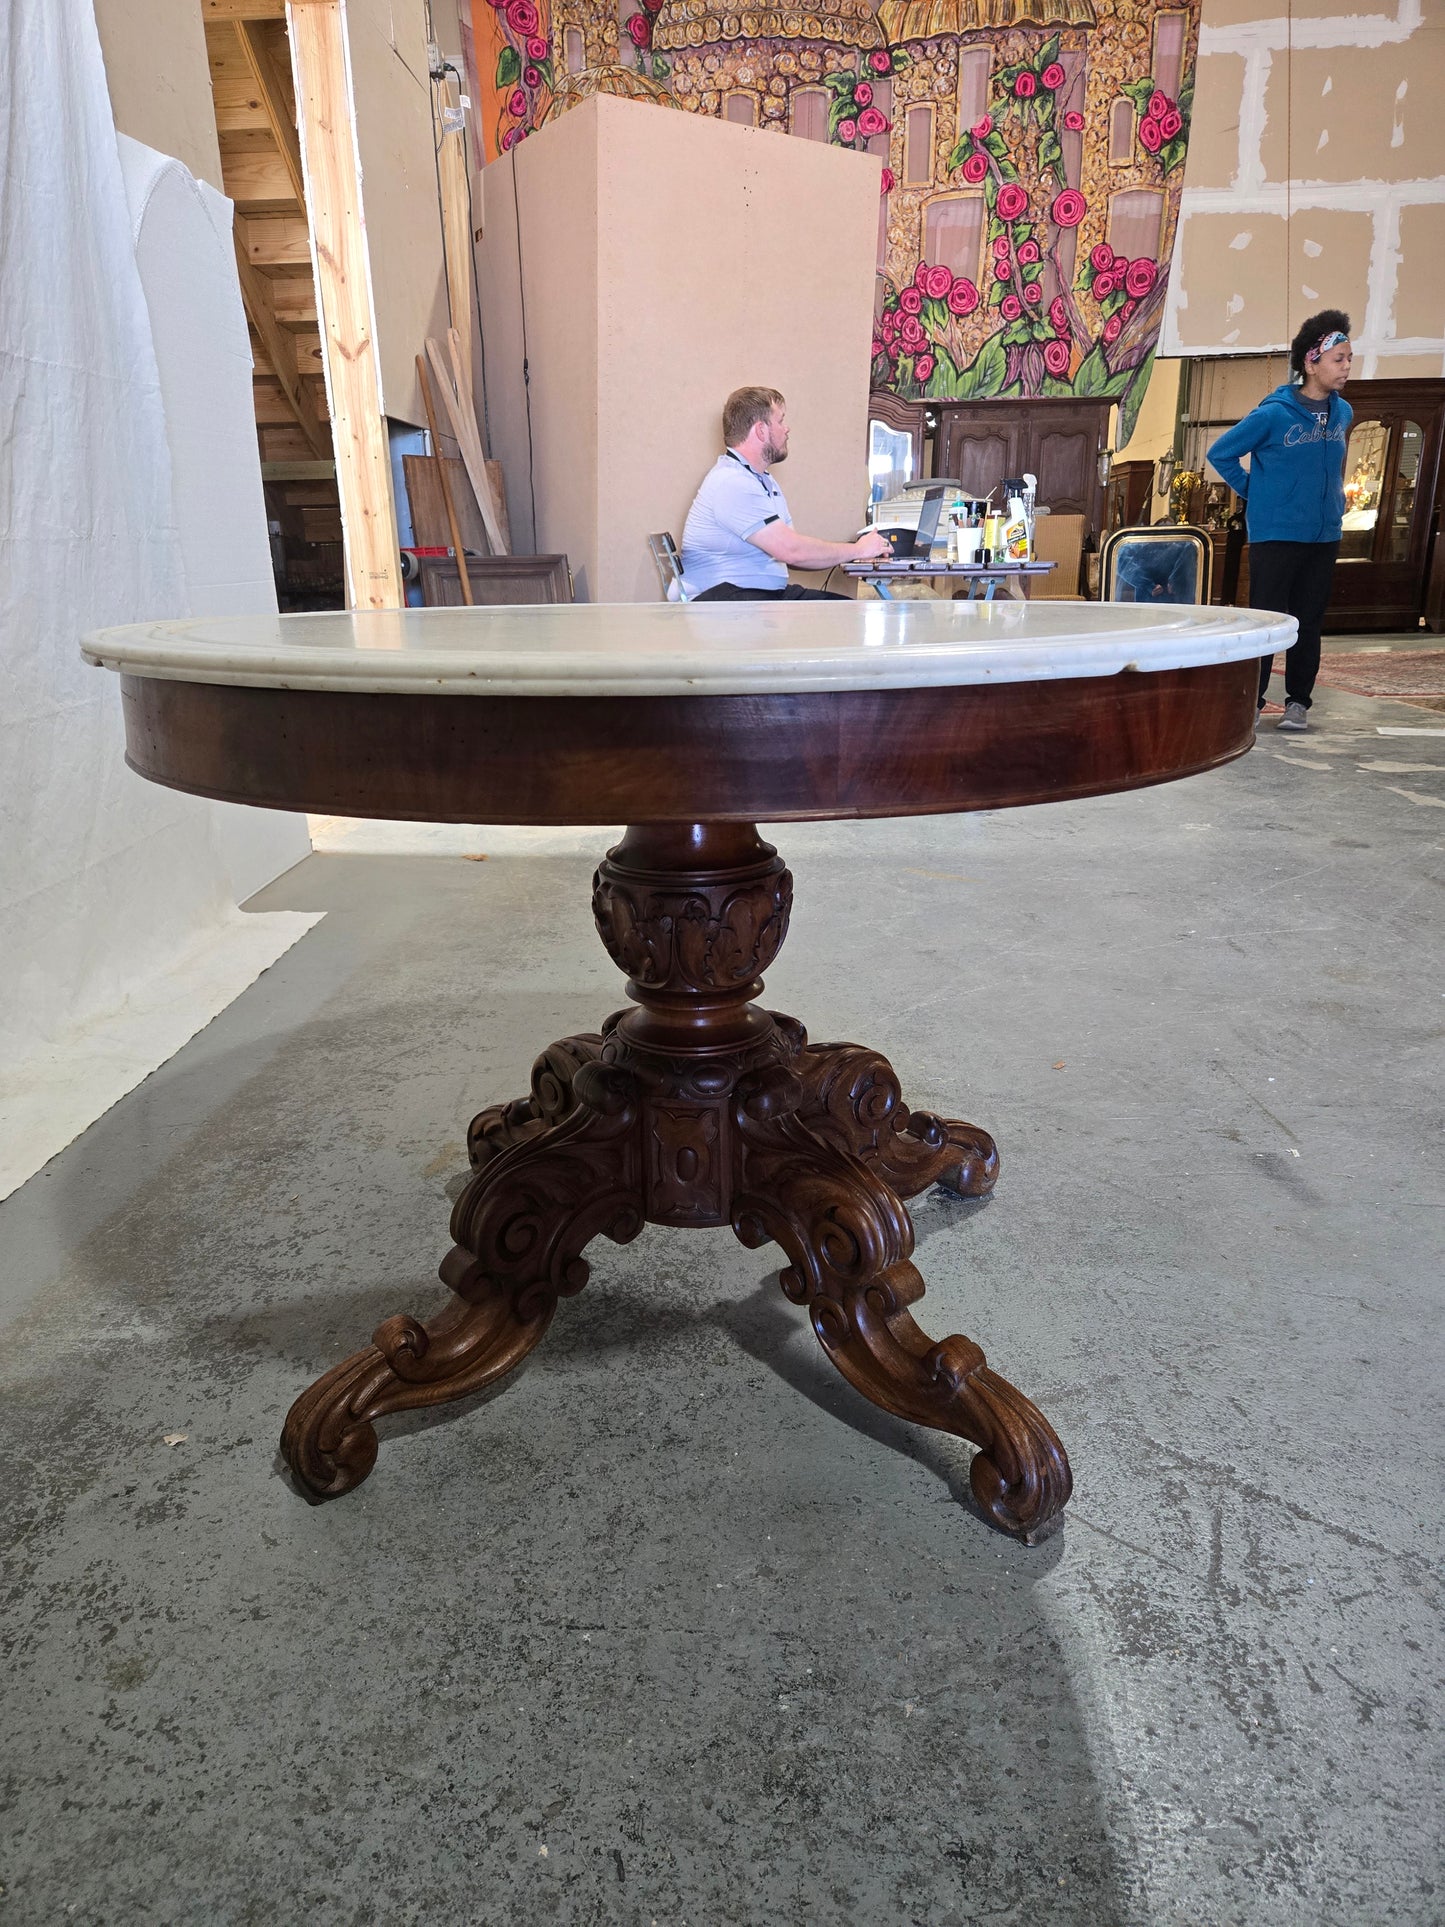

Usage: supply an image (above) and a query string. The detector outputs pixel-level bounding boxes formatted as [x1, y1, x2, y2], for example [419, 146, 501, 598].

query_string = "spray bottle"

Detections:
[1001, 477, 1031, 563]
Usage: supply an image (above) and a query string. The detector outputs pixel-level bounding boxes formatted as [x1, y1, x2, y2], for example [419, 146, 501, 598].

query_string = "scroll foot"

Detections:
[282, 1059, 644, 1499]
[732, 1073, 1068, 1542]
[796, 1037, 1000, 1200]
[811, 1269, 1072, 1543]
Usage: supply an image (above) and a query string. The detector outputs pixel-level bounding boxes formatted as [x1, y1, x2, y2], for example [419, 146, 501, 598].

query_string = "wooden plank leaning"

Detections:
[424, 330, 509, 557]
[415, 354, 474, 604]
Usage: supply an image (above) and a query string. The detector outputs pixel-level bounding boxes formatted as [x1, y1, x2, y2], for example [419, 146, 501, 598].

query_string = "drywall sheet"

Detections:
[0, 2, 315, 1202]
[1164, 0, 1445, 370]
[477, 95, 878, 603]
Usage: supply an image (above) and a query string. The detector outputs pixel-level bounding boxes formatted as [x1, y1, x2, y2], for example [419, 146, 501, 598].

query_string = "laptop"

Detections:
[877, 484, 946, 559]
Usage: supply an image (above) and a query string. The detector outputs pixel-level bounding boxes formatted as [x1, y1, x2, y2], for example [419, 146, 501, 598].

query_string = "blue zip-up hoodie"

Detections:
[1206, 383, 1352, 545]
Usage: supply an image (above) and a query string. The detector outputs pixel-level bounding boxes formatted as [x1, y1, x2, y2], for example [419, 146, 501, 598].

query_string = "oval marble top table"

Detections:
[84, 600, 1290, 1545]
[84, 597, 1288, 695]
[85, 600, 1291, 825]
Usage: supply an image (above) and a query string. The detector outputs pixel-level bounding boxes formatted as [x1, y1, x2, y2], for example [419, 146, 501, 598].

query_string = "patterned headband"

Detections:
[1307, 330, 1349, 362]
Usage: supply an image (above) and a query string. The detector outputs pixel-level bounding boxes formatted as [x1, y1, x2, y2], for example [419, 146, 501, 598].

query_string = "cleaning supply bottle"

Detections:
[1002, 478, 1031, 563]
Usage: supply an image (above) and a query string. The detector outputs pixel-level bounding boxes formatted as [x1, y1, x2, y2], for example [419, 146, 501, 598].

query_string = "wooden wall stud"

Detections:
[286, 0, 401, 608]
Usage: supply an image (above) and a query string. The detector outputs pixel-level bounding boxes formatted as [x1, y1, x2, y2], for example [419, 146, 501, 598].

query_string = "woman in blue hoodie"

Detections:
[1207, 310, 1353, 732]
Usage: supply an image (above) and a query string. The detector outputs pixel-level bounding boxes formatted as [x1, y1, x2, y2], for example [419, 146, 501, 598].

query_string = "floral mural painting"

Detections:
[470, 0, 1198, 439]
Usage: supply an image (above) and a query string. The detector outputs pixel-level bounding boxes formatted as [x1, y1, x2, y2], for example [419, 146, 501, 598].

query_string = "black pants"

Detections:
[1249, 540, 1339, 708]
[694, 582, 847, 602]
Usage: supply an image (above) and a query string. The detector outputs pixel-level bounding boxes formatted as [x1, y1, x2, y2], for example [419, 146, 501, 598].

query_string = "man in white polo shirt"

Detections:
[680, 386, 891, 600]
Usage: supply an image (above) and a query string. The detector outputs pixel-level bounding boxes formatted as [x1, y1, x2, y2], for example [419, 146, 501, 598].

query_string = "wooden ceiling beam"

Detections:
[218, 132, 300, 209]
[235, 241, 329, 459]
[235, 20, 306, 207]
[239, 212, 310, 267]
[261, 460, 337, 482]
[203, 0, 286, 20]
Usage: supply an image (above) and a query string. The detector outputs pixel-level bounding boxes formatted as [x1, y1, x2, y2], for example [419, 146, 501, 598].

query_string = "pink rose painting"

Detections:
[1125, 257, 1158, 299]
[492, 0, 1198, 410]
[996, 182, 1028, 221]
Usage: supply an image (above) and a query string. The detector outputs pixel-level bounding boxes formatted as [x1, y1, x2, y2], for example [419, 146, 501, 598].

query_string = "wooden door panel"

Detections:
[1031, 427, 1101, 518]
[942, 427, 1014, 498]
[935, 400, 1109, 530]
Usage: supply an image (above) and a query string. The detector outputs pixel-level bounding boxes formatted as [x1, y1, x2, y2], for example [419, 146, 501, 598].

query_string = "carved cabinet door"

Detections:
[936, 401, 1110, 530]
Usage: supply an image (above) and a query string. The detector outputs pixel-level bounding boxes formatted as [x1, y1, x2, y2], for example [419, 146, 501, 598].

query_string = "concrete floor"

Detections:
[2, 658, 1442, 1926]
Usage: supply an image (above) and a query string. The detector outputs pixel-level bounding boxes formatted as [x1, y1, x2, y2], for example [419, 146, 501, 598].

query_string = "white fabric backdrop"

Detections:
[0, 0, 315, 1197]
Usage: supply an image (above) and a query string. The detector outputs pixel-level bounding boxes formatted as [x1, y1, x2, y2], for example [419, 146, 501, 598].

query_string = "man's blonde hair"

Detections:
[723, 386, 785, 447]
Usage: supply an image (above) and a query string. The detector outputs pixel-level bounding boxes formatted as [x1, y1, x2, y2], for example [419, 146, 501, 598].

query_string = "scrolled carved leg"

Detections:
[282, 1060, 645, 1500]
[805, 1273, 1071, 1542]
[732, 1068, 1069, 1543]
[467, 1032, 606, 1168]
[796, 1037, 1000, 1201]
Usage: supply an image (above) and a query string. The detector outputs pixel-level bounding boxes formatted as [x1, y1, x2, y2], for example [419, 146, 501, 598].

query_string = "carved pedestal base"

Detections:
[281, 823, 1072, 1542]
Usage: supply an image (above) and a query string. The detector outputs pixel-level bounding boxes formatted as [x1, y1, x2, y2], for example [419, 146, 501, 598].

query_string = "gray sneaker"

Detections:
[1277, 700, 1309, 732]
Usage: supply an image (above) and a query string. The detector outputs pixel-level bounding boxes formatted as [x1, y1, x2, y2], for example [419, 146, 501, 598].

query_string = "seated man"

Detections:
[680, 386, 891, 600]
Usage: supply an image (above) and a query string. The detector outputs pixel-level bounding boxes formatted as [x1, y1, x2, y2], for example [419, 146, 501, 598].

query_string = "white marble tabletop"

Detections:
[83, 600, 1294, 699]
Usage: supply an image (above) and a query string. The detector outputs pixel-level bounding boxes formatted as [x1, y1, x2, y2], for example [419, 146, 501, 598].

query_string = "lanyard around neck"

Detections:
[726, 449, 777, 494]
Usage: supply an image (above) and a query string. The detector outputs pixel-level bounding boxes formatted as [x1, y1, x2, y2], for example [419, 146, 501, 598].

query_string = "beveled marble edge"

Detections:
[82, 601, 1296, 697]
